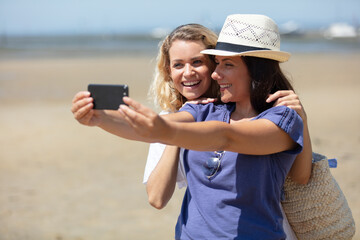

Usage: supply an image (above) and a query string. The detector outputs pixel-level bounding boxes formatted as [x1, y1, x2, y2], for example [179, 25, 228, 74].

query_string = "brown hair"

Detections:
[242, 56, 294, 114]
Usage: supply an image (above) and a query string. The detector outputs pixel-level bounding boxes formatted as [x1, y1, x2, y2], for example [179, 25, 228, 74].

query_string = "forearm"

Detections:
[166, 120, 231, 151]
[146, 145, 180, 209]
[98, 110, 153, 142]
[164, 120, 295, 155]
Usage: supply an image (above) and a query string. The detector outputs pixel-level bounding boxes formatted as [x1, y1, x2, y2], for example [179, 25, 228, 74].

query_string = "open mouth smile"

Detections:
[219, 84, 232, 89]
[182, 80, 201, 87]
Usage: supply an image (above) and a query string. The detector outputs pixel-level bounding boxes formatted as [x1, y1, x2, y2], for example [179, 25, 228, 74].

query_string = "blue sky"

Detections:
[0, 0, 359, 36]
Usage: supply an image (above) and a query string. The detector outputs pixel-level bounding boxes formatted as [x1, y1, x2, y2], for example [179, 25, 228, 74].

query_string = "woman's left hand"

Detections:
[266, 90, 307, 121]
[118, 97, 170, 141]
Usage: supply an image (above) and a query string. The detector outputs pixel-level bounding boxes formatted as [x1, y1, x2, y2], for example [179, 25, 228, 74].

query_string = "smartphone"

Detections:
[87, 84, 129, 110]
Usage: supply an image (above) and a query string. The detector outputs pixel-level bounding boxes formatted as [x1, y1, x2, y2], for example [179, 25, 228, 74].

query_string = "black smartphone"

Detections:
[87, 84, 129, 110]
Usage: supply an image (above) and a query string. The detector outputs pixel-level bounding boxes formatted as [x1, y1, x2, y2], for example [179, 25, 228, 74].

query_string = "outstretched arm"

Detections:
[267, 90, 312, 184]
[119, 97, 298, 155]
[71, 91, 193, 142]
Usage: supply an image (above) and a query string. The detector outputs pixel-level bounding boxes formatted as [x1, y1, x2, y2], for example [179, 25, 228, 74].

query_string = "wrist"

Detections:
[96, 110, 110, 128]
[164, 120, 178, 145]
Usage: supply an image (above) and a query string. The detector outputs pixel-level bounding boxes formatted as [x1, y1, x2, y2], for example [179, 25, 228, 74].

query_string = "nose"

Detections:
[211, 68, 221, 82]
[184, 64, 194, 77]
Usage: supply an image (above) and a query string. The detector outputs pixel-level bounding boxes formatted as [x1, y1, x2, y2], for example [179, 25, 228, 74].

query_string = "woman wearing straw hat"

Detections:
[116, 14, 307, 239]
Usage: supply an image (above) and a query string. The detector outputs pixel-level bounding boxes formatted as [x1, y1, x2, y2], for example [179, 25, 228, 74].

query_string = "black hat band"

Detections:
[215, 42, 270, 53]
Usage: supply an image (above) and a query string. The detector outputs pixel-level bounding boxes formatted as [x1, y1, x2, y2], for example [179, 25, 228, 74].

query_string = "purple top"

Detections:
[175, 103, 303, 240]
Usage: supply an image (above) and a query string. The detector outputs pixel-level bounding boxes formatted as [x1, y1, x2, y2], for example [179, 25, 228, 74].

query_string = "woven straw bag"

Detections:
[282, 152, 356, 239]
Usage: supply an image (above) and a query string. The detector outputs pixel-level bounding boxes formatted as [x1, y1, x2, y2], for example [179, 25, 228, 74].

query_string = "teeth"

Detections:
[220, 84, 232, 88]
[183, 80, 201, 86]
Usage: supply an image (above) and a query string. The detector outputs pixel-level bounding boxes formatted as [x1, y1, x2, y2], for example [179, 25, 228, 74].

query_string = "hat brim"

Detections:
[201, 49, 291, 62]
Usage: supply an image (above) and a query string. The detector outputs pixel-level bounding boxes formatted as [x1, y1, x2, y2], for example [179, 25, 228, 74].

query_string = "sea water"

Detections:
[0, 33, 359, 59]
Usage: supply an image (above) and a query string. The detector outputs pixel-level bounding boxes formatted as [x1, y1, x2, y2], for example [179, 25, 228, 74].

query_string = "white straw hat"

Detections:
[201, 14, 290, 62]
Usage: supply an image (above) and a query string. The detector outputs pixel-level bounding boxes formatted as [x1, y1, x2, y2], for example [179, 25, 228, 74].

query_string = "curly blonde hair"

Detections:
[149, 24, 219, 112]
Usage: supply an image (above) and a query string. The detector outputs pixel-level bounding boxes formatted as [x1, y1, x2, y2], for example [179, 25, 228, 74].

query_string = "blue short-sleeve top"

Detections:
[175, 102, 303, 240]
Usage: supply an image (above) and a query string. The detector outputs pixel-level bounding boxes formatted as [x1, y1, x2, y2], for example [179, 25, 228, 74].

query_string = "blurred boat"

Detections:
[323, 23, 358, 39]
[279, 21, 304, 37]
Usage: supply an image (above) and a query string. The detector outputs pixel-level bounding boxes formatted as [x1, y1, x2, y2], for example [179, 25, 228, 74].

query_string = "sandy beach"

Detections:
[0, 52, 359, 239]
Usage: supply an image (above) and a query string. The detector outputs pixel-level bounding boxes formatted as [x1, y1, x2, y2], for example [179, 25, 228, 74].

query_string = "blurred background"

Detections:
[1, 0, 360, 59]
[0, 0, 359, 239]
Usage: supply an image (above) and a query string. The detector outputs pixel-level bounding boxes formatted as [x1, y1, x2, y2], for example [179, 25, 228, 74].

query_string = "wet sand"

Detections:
[0, 53, 359, 239]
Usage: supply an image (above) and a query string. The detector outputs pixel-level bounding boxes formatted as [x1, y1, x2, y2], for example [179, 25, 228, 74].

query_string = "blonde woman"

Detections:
[143, 24, 219, 209]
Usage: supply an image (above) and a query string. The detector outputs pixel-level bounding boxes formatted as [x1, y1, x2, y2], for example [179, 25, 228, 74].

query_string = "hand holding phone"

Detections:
[87, 84, 129, 110]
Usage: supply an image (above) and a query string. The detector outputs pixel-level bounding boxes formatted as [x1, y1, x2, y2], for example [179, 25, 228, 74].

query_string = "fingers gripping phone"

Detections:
[87, 84, 129, 110]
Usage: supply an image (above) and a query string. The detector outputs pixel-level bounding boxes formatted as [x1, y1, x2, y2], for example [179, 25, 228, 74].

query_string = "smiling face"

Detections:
[169, 40, 214, 101]
[212, 56, 251, 104]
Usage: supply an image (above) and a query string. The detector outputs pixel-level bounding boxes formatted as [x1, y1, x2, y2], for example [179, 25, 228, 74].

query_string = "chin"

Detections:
[184, 94, 201, 101]
[220, 95, 230, 103]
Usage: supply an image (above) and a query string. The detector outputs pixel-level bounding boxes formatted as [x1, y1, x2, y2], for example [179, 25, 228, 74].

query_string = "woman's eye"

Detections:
[173, 63, 183, 68]
[193, 60, 202, 65]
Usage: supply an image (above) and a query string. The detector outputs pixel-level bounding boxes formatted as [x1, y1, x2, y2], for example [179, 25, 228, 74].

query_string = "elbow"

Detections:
[148, 195, 167, 209]
[291, 173, 311, 185]
[146, 180, 174, 210]
[294, 177, 310, 185]
[147, 186, 168, 209]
